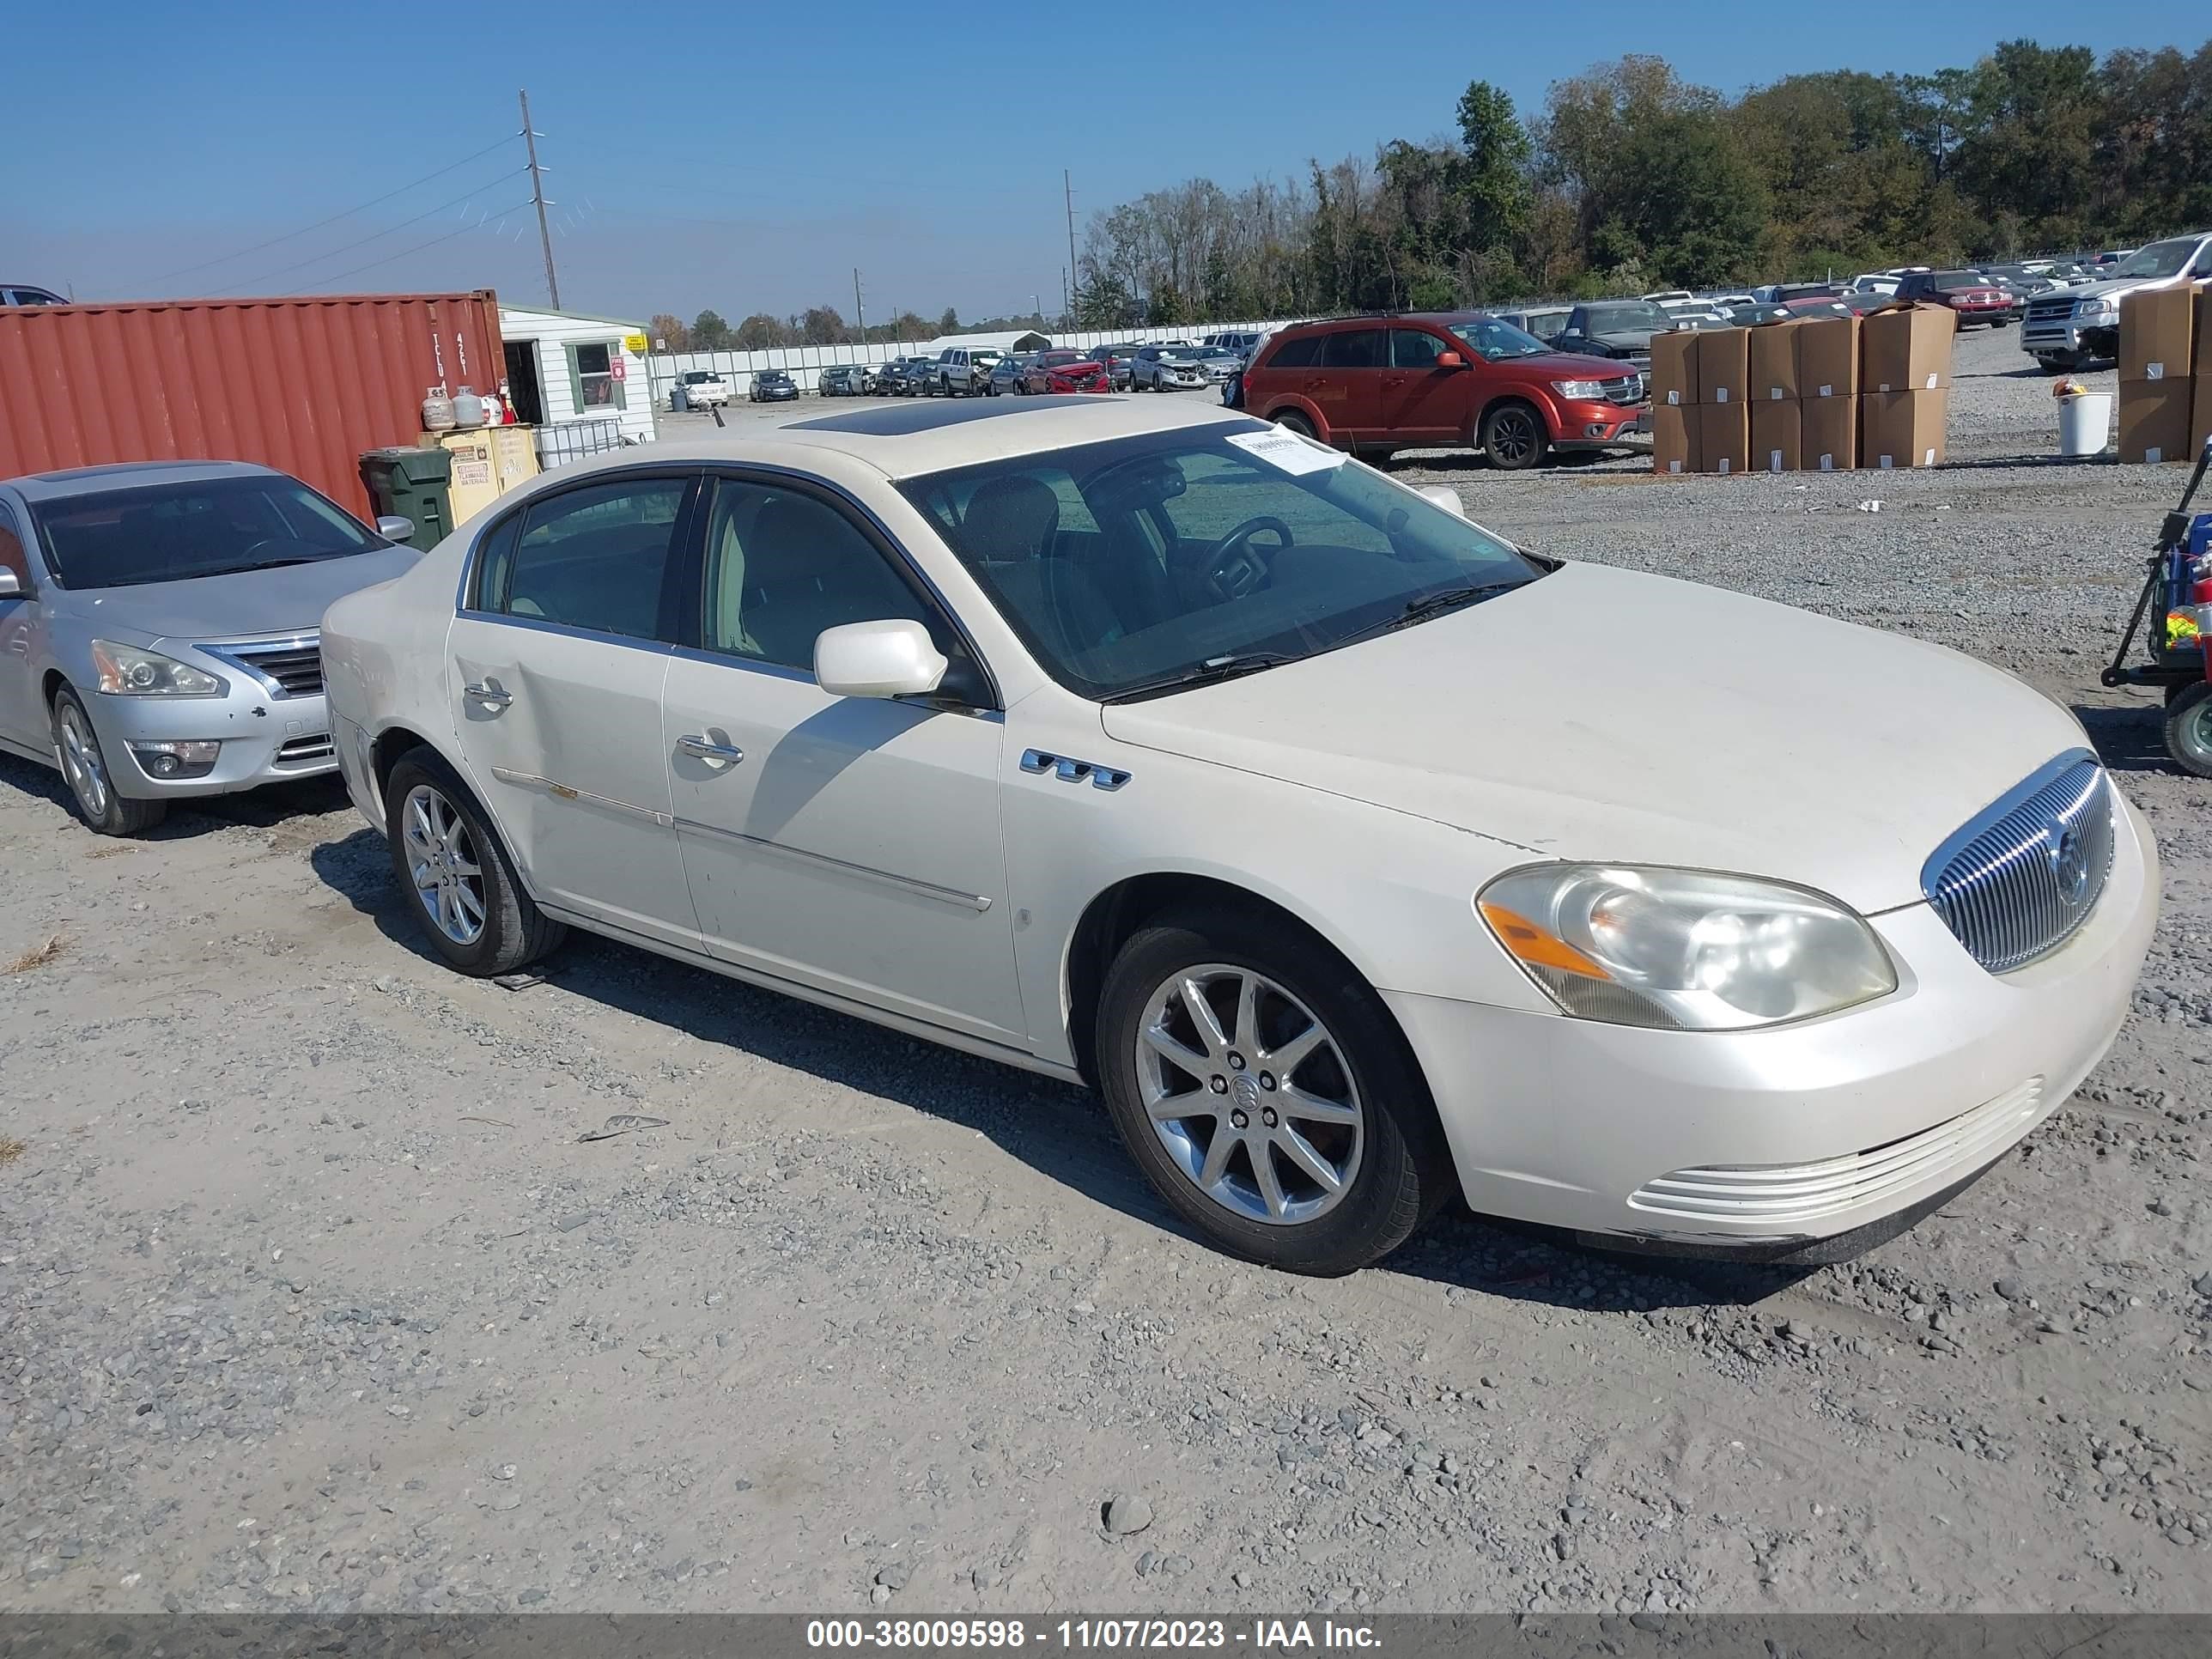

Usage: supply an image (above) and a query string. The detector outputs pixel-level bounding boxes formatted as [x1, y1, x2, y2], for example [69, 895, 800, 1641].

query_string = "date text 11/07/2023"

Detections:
[805, 1619, 1383, 1650]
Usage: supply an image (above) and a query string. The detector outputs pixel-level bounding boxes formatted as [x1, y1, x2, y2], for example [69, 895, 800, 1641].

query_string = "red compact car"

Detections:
[1018, 349, 1112, 394]
[1241, 313, 1649, 470]
[1893, 270, 2014, 327]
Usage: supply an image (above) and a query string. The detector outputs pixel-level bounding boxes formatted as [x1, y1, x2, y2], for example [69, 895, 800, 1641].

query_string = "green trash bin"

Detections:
[358, 447, 455, 548]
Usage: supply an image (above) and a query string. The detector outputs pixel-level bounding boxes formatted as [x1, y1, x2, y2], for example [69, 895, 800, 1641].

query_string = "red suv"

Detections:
[1240, 313, 1650, 470]
[1892, 270, 2013, 327]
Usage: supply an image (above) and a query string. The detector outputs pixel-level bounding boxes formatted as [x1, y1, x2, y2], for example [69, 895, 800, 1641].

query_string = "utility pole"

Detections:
[520, 89, 560, 309]
[853, 268, 866, 349]
[1064, 169, 1079, 318]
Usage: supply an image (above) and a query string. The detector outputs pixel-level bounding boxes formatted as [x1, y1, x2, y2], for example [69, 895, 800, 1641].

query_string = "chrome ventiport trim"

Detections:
[1021, 749, 1131, 791]
[1920, 749, 2113, 974]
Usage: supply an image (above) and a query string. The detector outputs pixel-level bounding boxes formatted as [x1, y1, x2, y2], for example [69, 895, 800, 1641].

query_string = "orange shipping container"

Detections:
[0, 291, 507, 516]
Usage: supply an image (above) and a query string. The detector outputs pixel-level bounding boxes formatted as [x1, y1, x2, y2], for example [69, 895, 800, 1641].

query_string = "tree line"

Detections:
[1067, 39, 2212, 324]
[647, 303, 1064, 354]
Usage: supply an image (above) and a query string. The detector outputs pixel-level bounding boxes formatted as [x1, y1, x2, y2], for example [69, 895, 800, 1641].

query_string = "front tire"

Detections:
[383, 748, 564, 976]
[1094, 908, 1450, 1275]
[1480, 400, 1547, 470]
[51, 686, 166, 836]
[2165, 682, 2212, 779]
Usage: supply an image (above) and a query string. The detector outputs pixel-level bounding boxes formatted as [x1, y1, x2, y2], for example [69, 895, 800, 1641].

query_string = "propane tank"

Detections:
[421, 386, 456, 431]
[450, 386, 487, 428]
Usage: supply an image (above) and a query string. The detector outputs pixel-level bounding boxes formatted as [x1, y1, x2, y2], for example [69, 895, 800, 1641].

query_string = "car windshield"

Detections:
[1036, 350, 1080, 366]
[1152, 347, 1195, 361]
[1194, 346, 1237, 360]
[36, 476, 381, 590]
[1449, 317, 1551, 360]
[1581, 302, 1671, 333]
[682, 372, 717, 384]
[900, 423, 1542, 701]
[2106, 239, 2199, 280]
[1929, 271, 1984, 291]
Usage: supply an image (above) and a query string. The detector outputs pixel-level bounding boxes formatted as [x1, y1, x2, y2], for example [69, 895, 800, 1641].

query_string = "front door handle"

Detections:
[676, 733, 744, 766]
[464, 681, 513, 709]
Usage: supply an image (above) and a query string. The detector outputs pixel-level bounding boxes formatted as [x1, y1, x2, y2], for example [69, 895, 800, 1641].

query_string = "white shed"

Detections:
[497, 305, 658, 453]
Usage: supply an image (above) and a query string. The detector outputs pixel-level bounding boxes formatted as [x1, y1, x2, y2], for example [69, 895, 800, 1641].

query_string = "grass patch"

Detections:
[6, 934, 66, 974]
[0, 1136, 24, 1166]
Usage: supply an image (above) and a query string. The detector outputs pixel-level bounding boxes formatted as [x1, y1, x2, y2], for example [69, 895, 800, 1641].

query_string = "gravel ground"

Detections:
[3, 325, 2209, 1619]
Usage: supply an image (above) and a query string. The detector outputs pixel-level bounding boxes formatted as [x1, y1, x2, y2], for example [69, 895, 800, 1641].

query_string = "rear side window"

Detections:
[1262, 334, 1322, 370]
[481, 476, 694, 642]
[1321, 330, 1385, 369]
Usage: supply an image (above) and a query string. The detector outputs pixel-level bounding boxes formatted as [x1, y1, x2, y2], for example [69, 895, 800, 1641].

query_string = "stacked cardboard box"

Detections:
[2118, 286, 2199, 465]
[1649, 330, 1698, 473]
[1797, 315, 1860, 471]
[1692, 328, 1751, 475]
[1859, 304, 1953, 469]
[2191, 284, 2212, 464]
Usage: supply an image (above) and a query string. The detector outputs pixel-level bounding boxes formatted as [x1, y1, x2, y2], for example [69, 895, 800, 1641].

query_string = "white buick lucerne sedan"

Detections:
[322, 397, 2157, 1274]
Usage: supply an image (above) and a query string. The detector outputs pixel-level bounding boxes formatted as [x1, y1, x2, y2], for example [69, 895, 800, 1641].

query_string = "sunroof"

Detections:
[787, 397, 1115, 436]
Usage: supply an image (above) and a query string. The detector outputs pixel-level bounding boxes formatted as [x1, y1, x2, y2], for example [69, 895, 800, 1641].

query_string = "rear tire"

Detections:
[2164, 682, 2212, 779]
[1093, 906, 1452, 1275]
[1273, 410, 1316, 439]
[50, 686, 166, 836]
[383, 747, 565, 976]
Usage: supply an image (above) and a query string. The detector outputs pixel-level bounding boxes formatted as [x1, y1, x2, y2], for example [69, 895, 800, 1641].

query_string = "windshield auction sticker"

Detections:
[1224, 428, 1346, 475]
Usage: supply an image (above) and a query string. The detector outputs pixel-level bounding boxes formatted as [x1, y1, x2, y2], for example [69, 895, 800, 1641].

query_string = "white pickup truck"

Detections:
[2020, 230, 2212, 374]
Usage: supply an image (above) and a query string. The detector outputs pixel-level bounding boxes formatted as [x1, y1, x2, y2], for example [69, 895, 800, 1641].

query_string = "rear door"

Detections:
[1309, 327, 1387, 444]
[1378, 327, 1465, 443]
[447, 469, 708, 951]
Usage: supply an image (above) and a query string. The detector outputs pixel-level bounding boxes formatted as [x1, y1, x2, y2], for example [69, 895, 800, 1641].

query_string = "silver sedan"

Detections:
[0, 460, 416, 834]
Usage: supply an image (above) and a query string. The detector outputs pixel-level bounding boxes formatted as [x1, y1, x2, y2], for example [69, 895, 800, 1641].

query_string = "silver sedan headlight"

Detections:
[1477, 864, 1896, 1031]
[90, 640, 227, 697]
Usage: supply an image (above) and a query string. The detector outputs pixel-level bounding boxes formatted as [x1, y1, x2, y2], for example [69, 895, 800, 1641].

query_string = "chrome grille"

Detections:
[216, 637, 323, 698]
[1602, 374, 1645, 405]
[2025, 297, 2075, 325]
[1922, 754, 2113, 974]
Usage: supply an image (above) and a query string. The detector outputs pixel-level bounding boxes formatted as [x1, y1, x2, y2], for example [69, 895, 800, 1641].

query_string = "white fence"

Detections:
[644, 319, 1305, 406]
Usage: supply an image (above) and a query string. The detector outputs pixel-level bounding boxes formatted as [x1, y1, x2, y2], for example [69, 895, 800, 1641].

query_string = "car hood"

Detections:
[51, 547, 420, 645]
[2057, 276, 2164, 303]
[1098, 563, 2086, 915]
[1585, 330, 1657, 353]
[1513, 348, 1642, 378]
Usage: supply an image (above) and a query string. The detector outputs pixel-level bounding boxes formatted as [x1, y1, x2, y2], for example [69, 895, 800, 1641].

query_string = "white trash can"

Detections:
[2057, 392, 2112, 457]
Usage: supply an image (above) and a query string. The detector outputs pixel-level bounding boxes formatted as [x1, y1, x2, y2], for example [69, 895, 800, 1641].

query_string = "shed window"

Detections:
[568, 341, 626, 410]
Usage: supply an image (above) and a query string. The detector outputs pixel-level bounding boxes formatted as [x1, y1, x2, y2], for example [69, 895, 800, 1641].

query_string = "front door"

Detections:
[0, 506, 45, 750]
[1379, 327, 1466, 444]
[662, 473, 1025, 1046]
[447, 470, 706, 949]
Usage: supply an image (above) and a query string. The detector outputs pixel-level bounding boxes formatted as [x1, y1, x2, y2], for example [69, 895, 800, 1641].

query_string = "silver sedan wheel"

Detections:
[1135, 963, 1364, 1226]
[402, 784, 488, 946]
[57, 701, 111, 819]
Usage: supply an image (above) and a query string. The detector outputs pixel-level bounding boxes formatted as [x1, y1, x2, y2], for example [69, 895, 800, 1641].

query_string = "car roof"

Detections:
[743, 396, 1255, 479]
[6, 459, 284, 502]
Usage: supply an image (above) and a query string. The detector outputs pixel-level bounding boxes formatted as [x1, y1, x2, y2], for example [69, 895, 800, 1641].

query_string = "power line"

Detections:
[198, 167, 530, 295]
[301, 199, 536, 292]
[148, 135, 519, 284]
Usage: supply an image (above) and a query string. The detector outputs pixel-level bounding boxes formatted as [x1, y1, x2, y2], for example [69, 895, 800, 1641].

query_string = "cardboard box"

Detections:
[1861, 303, 1954, 394]
[1649, 330, 1698, 407]
[1752, 400, 1802, 472]
[2197, 285, 2212, 379]
[1860, 389, 1949, 469]
[1802, 395, 1857, 471]
[2119, 379, 2195, 465]
[1693, 328, 1750, 405]
[1796, 315, 1860, 401]
[2119, 286, 2195, 384]
[1696, 403, 1750, 474]
[1651, 404, 1698, 474]
[1747, 321, 1801, 403]
[2194, 375, 2212, 463]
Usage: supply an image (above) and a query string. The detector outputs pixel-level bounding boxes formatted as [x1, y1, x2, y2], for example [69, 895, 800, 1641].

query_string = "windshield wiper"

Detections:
[1103, 651, 1300, 704]
[1338, 580, 1527, 645]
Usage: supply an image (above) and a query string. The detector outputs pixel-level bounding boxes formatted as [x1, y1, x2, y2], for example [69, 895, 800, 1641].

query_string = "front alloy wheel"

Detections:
[51, 686, 165, 836]
[1481, 402, 1547, 470]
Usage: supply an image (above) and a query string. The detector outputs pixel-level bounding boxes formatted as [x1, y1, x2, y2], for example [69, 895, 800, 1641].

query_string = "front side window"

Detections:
[569, 342, 625, 410]
[34, 477, 381, 590]
[1391, 329, 1449, 369]
[480, 476, 690, 641]
[0, 507, 33, 587]
[700, 479, 953, 675]
[902, 424, 1541, 701]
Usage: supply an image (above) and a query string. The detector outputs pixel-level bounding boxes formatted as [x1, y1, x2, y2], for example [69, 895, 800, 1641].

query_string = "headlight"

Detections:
[90, 640, 227, 697]
[1553, 379, 1608, 399]
[2078, 298, 2113, 318]
[1477, 864, 1896, 1031]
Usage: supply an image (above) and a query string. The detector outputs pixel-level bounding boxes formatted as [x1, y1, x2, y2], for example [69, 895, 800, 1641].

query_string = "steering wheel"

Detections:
[1192, 515, 1293, 602]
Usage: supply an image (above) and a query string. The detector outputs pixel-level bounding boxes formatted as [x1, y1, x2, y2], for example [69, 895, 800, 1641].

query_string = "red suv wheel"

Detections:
[1480, 402, 1547, 470]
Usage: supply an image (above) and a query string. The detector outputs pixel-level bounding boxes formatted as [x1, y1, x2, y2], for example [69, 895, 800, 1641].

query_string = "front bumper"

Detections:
[1385, 790, 2158, 1254]
[2024, 307, 2117, 359]
[1553, 398, 1651, 448]
[83, 684, 337, 799]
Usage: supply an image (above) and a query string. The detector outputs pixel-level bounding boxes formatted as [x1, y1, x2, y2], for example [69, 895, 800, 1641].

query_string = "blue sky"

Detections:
[3, 2, 2193, 324]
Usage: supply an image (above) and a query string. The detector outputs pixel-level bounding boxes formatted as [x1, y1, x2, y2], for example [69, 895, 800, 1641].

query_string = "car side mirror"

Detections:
[0, 568, 21, 599]
[1418, 485, 1467, 519]
[815, 619, 948, 700]
[1435, 350, 1467, 369]
[376, 515, 415, 544]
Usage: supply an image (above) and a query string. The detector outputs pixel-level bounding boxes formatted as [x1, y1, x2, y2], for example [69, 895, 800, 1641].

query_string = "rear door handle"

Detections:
[464, 681, 513, 708]
[676, 733, 744, 765]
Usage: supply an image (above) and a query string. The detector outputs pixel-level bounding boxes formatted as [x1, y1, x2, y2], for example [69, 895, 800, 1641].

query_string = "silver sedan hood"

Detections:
[1100, 563, 2088, 915]
[48, 547, 420, 644]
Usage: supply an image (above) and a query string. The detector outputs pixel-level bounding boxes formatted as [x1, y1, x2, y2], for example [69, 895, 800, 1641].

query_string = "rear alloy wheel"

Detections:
[1480, 401, 1547, 470]
[384, 748, 564, 975]
[1096, 908, 1450, 1274]
[2165, 681, 2212, 779]
[50, 686, 166, 836]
